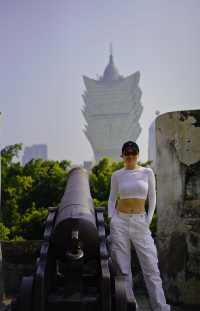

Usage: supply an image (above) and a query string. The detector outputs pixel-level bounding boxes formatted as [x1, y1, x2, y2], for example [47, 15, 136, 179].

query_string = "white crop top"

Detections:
[108, 166, 156, 225]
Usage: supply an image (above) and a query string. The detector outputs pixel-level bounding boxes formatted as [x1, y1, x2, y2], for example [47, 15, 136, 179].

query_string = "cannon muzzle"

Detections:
[51, 166, 99, 259]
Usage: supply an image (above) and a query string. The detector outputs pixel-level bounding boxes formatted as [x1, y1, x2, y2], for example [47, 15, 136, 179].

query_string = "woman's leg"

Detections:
[129, 214, 171, 311]
[110, 213, 133, 288]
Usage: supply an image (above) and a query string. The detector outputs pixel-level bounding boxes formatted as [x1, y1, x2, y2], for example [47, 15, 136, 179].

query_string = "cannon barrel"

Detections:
[51, 166, 99, 259]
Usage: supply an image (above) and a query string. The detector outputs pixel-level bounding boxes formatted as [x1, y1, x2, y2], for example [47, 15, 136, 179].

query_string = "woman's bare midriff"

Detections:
[117, 198, 145, 214]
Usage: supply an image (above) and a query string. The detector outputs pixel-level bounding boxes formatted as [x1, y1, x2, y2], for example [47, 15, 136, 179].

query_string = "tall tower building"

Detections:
[82, 48, 143, 162]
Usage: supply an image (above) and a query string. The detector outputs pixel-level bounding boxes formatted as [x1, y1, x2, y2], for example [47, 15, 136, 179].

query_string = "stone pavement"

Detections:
[0, 295, 195, 311]
[134, 291, 193, 311]
[135, 292, 151, 310]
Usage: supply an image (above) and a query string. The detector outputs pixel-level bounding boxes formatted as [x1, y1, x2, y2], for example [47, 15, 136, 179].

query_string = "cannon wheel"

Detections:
[95, 207, 111, 311]
[18, 276, 34, 311]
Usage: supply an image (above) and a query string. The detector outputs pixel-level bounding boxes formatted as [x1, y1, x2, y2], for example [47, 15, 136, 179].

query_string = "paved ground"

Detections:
[128, 291, 193, 311]
[0, 295, 195, 311]
[135, 292, 152, 310]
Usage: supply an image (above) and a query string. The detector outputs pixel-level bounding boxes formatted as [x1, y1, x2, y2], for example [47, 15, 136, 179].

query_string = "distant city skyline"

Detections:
[1, 0, 200, 165]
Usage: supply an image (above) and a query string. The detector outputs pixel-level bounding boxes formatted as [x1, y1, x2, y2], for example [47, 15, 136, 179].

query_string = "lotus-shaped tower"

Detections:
[82, 50, 143, 162]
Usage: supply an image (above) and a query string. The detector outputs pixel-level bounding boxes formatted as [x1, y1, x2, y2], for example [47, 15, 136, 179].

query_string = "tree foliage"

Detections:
[1, 144, 70, 240]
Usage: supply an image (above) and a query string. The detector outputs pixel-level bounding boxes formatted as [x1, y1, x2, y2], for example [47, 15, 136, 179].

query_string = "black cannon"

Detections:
[11, 166, 137, 311]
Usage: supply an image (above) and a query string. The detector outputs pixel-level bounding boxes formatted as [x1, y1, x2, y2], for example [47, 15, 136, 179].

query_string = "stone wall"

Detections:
[155, 110, 200, 307]
[1, 240, 42, 296]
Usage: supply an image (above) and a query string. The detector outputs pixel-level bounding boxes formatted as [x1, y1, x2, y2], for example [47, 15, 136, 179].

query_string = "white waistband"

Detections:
[117, 211, 146, 218]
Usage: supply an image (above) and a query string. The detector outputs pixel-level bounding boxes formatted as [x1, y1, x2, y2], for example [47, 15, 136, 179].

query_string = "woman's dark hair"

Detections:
[121, 141, 139, 155]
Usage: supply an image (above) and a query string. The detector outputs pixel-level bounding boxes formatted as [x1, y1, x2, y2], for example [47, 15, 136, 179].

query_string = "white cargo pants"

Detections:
[110, 211, 171, 311]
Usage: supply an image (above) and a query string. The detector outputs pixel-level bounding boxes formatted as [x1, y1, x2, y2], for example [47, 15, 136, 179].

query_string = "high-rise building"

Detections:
[82, 49, 143, 162]
[22, 144, 48, 165]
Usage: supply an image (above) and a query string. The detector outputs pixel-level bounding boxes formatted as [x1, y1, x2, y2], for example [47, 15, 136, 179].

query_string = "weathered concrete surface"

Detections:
[155, 110, 200, 307]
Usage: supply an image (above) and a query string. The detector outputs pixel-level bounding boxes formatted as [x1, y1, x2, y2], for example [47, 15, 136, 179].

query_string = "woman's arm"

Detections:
[146, 168, 156, 225]
[108, 172, 118, 219]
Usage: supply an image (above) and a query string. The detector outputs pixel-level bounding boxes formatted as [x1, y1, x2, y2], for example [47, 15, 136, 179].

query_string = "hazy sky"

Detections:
[1, 0, 200, 165]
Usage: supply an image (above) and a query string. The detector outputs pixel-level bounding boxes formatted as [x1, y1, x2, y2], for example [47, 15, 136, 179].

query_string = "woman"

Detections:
[108, 141, 171, 311]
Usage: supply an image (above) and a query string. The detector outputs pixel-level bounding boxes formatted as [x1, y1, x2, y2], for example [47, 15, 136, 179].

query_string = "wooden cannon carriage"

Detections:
[11, 166, 137, 311]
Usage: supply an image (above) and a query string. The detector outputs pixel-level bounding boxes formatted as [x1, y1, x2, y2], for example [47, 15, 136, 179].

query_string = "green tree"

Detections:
[1, 144, 70, 240]
[10, 203, 48, 240]
[0, 223, 10, 240]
